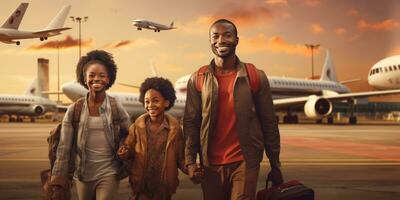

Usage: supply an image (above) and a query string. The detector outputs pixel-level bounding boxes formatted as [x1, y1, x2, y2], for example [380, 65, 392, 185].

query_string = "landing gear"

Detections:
[40, 37, 44, 41]
[283, 114, 298, 124]
[327, 115, 334, 124]
[137, 27, 142, 30]
[348, 98, 357, 125]
[16, 41, 20, 45]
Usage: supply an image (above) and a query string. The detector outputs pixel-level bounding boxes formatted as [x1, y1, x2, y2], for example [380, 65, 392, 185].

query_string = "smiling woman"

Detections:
[50, 50, 130, 200]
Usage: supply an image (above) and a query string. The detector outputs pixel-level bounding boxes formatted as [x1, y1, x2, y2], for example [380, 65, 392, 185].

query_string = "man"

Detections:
[183, 19, 283, 200]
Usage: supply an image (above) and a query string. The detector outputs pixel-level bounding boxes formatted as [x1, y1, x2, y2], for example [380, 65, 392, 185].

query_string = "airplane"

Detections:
[368, 55, 400, 89]
[132, 19, 176, 32]
[0, 3, 71, 45]
[61, 49, 400, 124]
[0, 79, 57, 122]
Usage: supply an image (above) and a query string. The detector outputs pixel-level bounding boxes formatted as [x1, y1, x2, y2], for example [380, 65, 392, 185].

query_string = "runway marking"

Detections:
[282, 136, 400, 161]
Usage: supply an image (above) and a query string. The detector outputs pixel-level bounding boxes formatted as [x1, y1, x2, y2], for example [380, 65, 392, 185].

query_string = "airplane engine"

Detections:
[32, 105, 45, 115]
[304, 95, 332, 119]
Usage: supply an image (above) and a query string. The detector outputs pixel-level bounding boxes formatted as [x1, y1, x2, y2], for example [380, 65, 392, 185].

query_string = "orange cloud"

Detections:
[347, 8, 359, 16]
[357, 19, 400, 31]
[104, 40, 132, 49]
[305, 0, 321, 7]
[335, 27, 347, 35]
[103, 38, 157, 49]
[240, 34, 314, 56]
[195, 6, 273, 27]
[27, 35, 93, 50]
[311, 23, 324, 34]
[265, 0, 288, 6]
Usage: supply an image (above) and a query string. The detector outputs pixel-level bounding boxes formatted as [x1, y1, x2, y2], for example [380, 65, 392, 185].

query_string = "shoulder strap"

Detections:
[244, 63, 260, 94]
[72, 98, 84, 130]
[109, 96, 120, 123]
[109, 96, 123, 149]
[195, 65, 209, 92]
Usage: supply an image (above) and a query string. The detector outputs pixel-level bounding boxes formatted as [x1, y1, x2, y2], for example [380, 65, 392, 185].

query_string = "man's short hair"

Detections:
[209, 19, 238, 37]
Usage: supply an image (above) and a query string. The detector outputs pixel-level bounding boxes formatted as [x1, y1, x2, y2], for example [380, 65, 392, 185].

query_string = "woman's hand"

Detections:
[117, 145, 130, 160]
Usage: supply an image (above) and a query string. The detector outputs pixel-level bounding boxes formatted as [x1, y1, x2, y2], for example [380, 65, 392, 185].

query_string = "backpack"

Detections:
[195, 63, 260, 94]
[40, 96, 125, 200]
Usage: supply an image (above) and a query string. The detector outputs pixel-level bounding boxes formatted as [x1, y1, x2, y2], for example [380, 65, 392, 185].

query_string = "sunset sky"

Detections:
[1, 0, 399, 102]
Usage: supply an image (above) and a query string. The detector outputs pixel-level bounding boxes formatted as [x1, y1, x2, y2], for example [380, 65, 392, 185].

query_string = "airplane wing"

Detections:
[56, 104, 69, 112]
[33, 27, 71, 36]
[274, 89, 400, 109]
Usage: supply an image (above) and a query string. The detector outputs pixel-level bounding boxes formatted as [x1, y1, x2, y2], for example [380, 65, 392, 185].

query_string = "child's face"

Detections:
[144, 89, 170, 119]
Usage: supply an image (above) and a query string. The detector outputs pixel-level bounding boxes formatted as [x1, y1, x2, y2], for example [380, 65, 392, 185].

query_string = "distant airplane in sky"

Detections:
[60, 49, 400, 124]
[132, 19, 176, 32]
[0, 3, 71, 45]
[368, 55, 400, 89]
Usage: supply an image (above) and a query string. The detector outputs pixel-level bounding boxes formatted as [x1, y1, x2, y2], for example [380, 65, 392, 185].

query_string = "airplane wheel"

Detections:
[327, 116, 334, 124]
[16, 41, 20, 45]
[44, 37, 48, 40]
[349, 116, 357, 124]
[40, 37, 44, 41]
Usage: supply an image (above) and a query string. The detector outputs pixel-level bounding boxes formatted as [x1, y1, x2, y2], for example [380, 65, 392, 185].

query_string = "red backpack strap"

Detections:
[244, 63, 260, 94]
[195, 65, 209, 92]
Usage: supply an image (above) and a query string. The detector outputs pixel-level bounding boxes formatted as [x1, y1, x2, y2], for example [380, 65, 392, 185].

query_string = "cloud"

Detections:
[335, 27, 347, 35]
[194, 5, 273, 27]
[357, 19, 400, 31]
[27, 35, 93, 50]
[103, 38, 157, 49]
[239, 34, 314, 56]
[265, 0, 288, 6]
[347, 8, 359, 16]
[311, 23, 324, 34]
[305, 0, 321, 7]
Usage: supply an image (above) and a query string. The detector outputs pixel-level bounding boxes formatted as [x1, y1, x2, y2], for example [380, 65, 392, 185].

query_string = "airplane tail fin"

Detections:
[44, 5, 71, 30]
[25, 78, 38, 96]
[320, 49, 338, 82]
[1, 3, 29, 29]
[150, 60, 159, 76]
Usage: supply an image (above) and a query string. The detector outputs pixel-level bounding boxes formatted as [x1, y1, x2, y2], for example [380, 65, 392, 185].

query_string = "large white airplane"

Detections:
[61, 50, 400, 124]
[0, 3, 71, 45]
[0, 79, 57, 122]
[132, 19, 176, 32]
[368, 55, 400, 89]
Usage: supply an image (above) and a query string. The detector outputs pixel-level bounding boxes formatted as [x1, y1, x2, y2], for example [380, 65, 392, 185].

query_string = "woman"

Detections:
[50, 50, 130, 200]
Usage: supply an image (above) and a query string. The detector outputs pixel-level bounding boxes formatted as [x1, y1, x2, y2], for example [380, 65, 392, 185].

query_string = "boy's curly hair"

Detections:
[139, 77, 176, 111]
[76, 50, 117, 90]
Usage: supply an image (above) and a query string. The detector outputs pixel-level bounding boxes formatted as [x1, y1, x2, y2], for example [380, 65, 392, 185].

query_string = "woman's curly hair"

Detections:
[76, 50, 117, 90]
[139, 77, 176, 111]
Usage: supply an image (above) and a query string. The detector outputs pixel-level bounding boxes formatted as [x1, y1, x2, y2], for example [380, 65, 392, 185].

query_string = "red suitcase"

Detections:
[257, 177, 314, 200]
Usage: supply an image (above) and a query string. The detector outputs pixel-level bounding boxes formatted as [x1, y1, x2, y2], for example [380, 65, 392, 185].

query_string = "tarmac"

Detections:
[0, 122, 399, 200]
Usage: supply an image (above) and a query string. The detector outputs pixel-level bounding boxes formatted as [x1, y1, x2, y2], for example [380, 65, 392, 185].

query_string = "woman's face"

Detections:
[84, 63, 110, 93]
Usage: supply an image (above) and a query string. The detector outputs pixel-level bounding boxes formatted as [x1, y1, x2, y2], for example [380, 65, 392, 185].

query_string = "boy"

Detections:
[118, 77, 187, 200]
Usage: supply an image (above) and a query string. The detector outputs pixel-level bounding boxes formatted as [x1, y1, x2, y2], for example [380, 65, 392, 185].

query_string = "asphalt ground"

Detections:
[0, 122, 399, 200]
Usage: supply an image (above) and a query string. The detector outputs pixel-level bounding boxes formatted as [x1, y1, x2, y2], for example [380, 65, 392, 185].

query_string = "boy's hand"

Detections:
[117, 145, 130, 160]
[188, 163, 204, 184]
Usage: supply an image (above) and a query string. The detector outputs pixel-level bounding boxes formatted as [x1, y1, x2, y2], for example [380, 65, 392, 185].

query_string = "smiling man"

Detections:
[184, 19, 283, 200]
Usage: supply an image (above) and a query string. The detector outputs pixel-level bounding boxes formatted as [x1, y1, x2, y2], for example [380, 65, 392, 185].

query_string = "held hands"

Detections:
[268, 168, 284, 186]
[188, 163, 204, 184]
[117, 145, 130, 160]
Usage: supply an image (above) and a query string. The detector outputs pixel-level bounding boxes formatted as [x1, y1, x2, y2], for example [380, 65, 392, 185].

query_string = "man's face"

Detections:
[209, 22, 238, 58]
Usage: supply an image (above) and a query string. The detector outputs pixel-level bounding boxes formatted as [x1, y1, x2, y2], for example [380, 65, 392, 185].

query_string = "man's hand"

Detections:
[188, 163, 204, 184]
[269, 168, 283, 186]
[117, 145, 130, 160]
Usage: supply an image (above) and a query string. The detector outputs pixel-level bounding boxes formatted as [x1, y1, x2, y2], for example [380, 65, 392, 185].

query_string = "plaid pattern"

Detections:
[51, 95, 130, 179]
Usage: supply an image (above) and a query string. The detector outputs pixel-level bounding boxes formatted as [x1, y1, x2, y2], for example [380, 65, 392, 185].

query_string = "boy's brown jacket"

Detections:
[122, 113, 187, 194]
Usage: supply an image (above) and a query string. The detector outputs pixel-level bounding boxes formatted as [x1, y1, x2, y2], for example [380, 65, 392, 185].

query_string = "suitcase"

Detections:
[257, 176, 314, 200]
